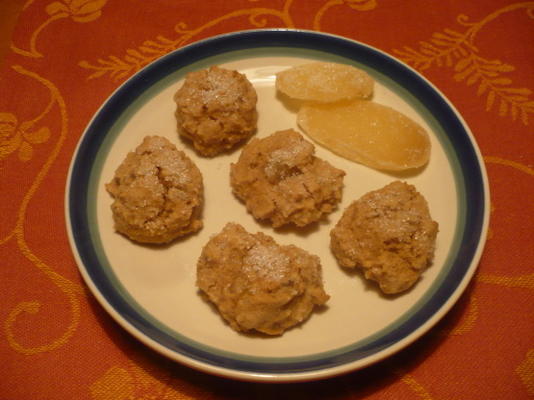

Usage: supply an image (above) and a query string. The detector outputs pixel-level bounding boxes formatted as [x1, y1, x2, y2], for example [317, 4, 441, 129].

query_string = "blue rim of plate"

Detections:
[66, 29, 489, 381]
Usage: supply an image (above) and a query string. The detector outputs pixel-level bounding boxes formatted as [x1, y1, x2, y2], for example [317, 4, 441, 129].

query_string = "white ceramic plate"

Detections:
[65, 29, 489, 382]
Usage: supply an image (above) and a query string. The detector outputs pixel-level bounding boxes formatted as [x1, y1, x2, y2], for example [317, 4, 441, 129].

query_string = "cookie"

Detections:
[174, 66, 257, 156]
[330, 181, 438, 294]
[230, 129, 345, 228]
[106, 136, 203, 243]
[197, 223, 329, 335]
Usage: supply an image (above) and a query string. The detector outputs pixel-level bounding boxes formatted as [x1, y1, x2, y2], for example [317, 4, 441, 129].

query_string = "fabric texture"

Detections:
[1, 0, 532, 398]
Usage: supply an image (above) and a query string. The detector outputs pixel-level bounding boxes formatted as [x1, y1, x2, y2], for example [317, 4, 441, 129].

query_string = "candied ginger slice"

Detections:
[297, 101, 431, 171]
[276, 62, 374, 103]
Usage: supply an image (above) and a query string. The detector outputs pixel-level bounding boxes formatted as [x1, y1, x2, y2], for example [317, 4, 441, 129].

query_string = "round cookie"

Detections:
[197, 223, 329, 335]
[106, 136, 203, 244]
[230, 129, 345, 228]
[174, 66, 257, 157]
[330, 181, 438, 294]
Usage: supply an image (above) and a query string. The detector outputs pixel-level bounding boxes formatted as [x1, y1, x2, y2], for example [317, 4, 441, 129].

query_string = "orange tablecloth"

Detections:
[1, 0, 533, 398]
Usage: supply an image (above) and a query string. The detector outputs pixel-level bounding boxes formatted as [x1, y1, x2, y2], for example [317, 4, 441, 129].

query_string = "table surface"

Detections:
[1, 0, 533, 398]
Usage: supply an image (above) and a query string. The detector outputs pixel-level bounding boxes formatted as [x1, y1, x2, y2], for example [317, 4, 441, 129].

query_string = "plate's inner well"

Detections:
[93, 54, 457, 359]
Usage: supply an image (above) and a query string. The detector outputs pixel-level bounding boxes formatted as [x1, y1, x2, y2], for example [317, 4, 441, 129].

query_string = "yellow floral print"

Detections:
[79, 0, 378, 81]
[450, 294, 479, 336]
[90, 361, 211, 400]
[516, 349, 534, 395]
[0, 113, 20, 159]
[11, 0, 107, 58]
[477, 273, 534, 289]
[45, 0, 107, 22]
[2, 66, 82, 355]
[79, 0, 295, 81]
[0, 112, 51, 161]
[399, 373, 435, 400]
[394, 3, 534, 125]
[474, 155, 534, 290]
[314, 0, 376, 29]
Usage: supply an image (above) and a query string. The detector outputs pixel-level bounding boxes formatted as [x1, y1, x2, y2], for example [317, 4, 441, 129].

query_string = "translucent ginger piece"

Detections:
[297, 101, 431, 171]
[276, 62, 374, 103]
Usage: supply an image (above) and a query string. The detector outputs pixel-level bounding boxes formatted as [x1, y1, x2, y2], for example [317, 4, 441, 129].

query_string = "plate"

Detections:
[65, 29, 489, 382]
